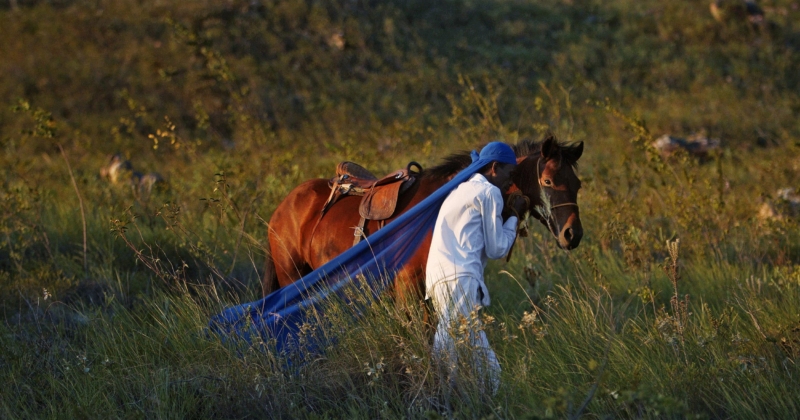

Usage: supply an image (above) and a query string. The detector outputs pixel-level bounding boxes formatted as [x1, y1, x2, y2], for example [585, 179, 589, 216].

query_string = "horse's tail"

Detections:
[262, 240, 279, 297]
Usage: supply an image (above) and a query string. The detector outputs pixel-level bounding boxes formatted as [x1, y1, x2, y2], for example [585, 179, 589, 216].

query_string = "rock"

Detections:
[100, 153, 167, 196]
[710, 0, 764, 25]
[134, 172, 166, 195]
[652, 134, 721, 160]
[99, 153, 134, 185]
[758, 188, 800, 221]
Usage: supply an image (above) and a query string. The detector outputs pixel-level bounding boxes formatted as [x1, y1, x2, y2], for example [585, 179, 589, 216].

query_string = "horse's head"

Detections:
[511, 136, 584, 250]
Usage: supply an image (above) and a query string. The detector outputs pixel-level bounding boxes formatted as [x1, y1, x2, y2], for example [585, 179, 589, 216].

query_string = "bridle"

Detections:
[506, 156, 579, 226]
[536, 156, 579, 211]
[504, 155, 580, 260]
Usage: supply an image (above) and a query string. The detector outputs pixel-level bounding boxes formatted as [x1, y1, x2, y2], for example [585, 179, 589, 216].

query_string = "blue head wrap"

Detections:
[469, 141, 517, 165]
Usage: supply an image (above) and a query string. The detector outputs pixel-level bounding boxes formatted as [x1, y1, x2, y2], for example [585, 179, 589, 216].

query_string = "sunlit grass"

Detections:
[2, 0, 800, 417]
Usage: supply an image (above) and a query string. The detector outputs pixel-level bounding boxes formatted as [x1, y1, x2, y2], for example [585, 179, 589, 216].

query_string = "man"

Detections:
[425, 141, 527, 393]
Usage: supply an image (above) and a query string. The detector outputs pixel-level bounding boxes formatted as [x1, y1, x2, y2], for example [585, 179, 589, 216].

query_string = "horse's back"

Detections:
[268, 175, 440, 295]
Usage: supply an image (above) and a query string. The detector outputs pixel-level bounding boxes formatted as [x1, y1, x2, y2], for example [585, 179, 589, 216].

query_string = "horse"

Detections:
[262, 135, 584, 301]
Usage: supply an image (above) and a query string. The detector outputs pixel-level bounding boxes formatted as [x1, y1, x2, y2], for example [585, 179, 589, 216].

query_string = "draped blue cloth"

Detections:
[209, 143, 515, 355]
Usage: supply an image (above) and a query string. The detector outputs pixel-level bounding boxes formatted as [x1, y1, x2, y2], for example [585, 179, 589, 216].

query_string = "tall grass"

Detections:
[2, 0, 800, 417]
[5, 236, 800, 417]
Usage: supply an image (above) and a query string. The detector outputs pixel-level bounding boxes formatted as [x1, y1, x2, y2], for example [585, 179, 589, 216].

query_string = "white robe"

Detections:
[425, 173, 517, 392]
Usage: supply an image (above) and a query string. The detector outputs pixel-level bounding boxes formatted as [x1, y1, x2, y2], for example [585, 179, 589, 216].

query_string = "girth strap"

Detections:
[353, 216, 386, 246]
[353, 216, 367, 246]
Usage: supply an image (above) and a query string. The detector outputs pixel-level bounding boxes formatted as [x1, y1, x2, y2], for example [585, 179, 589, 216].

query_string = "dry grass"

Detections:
[2, 0, 800, 417]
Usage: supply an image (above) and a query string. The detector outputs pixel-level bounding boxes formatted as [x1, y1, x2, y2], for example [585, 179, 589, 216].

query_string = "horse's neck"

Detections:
[419, 176, 448, 198]
[517, 154, 543, 206]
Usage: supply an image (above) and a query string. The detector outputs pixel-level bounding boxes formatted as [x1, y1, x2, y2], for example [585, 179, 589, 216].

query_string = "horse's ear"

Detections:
[567, 141, 584, 162]
[541, 135, 560, 159]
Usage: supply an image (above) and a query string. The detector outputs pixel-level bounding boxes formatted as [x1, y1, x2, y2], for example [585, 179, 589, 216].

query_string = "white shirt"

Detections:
[425, 173, 518, 306]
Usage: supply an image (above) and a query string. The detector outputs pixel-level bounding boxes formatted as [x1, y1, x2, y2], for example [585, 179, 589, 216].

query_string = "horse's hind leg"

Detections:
[261, 241, 280, 296]
[389, 267, 436, 343]
[269, 233, 313, 289]
[266, 179, 327, 290]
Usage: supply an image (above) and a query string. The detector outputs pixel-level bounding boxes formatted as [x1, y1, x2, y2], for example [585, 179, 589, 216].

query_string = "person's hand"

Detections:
[509, 194, 528, 219]
[503, 192, 529, 221]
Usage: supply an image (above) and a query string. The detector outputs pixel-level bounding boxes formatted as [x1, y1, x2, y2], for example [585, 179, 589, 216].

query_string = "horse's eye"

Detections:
[544, 179, 552, 186]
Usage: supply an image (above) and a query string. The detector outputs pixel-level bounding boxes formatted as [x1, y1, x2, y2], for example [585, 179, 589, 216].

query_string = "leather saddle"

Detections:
[319, 161, 422, 245]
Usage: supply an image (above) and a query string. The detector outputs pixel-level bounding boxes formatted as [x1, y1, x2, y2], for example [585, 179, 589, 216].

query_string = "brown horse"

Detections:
[262, 136, 584, 299]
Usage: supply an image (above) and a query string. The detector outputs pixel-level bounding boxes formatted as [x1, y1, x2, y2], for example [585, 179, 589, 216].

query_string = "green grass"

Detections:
[2, 0, 800, 417]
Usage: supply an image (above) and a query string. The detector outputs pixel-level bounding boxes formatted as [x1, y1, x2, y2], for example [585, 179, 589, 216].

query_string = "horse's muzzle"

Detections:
[558, 222, 583, 250]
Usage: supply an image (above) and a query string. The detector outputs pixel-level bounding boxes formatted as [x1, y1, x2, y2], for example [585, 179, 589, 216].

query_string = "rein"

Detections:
[550, 202, 580, 209]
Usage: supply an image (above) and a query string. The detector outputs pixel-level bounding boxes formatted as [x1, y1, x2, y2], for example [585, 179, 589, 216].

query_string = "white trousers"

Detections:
[428, 276, 500, 393]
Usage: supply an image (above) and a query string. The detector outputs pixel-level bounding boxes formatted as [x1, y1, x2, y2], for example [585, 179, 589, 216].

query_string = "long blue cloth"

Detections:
[209, 153, 498, 355]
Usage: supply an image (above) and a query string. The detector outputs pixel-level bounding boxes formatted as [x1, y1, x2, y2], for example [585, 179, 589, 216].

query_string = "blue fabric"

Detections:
[475, 141, 517, 166]
[209, 149, 510, 356]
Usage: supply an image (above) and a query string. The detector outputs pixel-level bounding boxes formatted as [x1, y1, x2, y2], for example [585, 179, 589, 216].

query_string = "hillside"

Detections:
[2, 0, 800, 417]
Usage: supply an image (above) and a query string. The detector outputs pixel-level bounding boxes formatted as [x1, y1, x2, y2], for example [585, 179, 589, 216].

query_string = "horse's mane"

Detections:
[512, 138, 582, 169]
[421, 151, 473, 181]
[421, 137, 580, 180]
[511, 139, 543, 158]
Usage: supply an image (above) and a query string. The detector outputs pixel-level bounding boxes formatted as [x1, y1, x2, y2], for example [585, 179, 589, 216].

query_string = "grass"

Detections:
[2, 0, 800, 417]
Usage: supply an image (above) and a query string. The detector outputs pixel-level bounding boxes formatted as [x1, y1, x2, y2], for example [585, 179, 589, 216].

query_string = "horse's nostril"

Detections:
[563, 228, 574, 242]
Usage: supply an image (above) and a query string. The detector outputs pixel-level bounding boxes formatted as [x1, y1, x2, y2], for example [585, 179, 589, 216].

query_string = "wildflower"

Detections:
[365, 358, 386, 385]
[519, 310, 538, 329]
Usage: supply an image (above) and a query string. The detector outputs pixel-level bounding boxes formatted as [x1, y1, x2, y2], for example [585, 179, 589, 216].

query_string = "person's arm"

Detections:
[481, 187, 518, 259]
